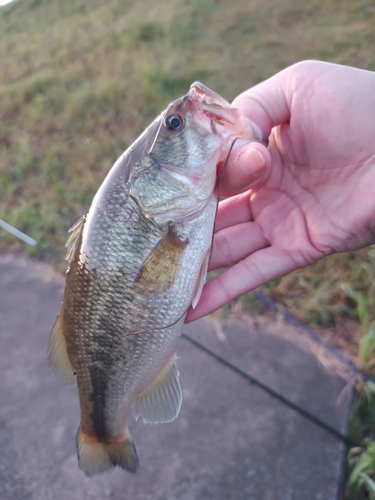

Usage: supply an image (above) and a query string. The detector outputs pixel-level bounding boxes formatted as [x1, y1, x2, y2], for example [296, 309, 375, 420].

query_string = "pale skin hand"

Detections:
[187, 60, 375, 322]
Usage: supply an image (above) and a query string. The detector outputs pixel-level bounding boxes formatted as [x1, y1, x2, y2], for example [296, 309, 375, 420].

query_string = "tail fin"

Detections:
[76, 425, 139, 476]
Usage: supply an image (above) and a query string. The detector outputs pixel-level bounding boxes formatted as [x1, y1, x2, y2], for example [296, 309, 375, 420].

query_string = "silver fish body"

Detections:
[48, 82, 267, 475]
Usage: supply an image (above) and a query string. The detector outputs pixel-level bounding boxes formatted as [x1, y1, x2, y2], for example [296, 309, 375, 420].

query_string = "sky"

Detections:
[0, 0, 16, 5]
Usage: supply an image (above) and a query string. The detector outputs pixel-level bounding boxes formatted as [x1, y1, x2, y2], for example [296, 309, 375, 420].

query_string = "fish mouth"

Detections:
[188, 82, 269, 147]
[189, 82, 237, 124]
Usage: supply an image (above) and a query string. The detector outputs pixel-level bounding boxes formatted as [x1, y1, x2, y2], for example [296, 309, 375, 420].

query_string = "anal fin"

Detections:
[48, 314, 76, 385]
[132, 354, 182, 424]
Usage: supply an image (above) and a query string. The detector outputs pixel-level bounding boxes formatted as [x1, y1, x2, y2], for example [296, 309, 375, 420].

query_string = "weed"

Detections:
[347, 387, 375, 499]
[131, 21, 164, 43]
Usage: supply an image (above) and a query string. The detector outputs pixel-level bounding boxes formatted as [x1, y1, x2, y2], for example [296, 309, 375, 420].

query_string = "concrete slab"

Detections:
[0, 254, 352, 500]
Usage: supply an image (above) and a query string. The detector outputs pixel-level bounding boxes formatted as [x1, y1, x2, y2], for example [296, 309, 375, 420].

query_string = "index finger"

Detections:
[186, 245, 299, 322]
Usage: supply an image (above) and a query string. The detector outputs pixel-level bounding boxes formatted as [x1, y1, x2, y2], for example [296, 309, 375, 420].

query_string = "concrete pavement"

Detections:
[0, 254, 352, 499]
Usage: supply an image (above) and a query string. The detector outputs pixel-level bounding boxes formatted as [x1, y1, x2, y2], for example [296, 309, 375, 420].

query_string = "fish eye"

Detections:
[164, 114, 183, 131]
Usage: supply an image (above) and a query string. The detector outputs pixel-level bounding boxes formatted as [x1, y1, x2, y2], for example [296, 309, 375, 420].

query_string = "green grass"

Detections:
[1, 0, 375, 496]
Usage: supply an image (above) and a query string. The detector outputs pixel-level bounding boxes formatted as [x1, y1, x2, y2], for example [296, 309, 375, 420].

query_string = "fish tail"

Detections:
[76, 425, 139, 475]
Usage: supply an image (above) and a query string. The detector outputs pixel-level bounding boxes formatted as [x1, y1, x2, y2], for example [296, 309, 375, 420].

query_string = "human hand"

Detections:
[187, 60, 375, 321]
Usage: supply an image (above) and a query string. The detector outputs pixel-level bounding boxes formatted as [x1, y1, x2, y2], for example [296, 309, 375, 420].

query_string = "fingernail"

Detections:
[239, 147, 266, 176]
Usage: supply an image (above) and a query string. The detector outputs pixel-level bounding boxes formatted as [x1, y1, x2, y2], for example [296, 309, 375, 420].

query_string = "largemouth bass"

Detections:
[48, 83, 267, 476]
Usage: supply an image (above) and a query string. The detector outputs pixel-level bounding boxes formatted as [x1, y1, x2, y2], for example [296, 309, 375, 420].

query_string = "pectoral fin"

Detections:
[191, 249, 210, 309]
[132, 354, 182, 424]
[48, 314, 76, 385]
[135, 231, 188, 292]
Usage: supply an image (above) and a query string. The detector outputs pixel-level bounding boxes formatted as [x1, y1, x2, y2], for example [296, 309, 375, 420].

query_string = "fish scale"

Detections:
[48, 82, 267, 476]
[65, 195, 216, 440]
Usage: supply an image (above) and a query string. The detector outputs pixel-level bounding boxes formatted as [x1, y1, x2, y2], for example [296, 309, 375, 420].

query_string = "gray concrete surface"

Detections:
[0, 254, 352, 500]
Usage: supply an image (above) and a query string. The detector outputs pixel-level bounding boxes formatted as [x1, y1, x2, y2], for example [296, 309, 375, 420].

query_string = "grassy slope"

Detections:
[1, 0, 375, 257]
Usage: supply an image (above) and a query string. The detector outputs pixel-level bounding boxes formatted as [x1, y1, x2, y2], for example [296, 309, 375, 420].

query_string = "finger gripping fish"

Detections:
[48, 83, 267, 476]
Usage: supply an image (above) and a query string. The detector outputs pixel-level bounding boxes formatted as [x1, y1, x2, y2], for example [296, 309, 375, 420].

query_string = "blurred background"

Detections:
[0, 0, 375, 497]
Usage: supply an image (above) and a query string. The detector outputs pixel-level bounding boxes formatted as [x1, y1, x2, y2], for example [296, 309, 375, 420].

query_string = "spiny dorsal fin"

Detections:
[65, 215, 86, 264]
[132, 354, 182, 424]
[48, 314, 77, 385]
[135, 231, 188, 292]
[191, 248, 210, 309]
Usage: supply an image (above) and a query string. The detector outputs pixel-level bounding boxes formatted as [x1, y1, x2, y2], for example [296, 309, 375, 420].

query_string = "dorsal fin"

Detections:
[65, 215, 86, 264]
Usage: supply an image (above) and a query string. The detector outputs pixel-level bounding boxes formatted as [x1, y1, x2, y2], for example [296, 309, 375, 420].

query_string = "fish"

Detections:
[48, 82, 268, 476]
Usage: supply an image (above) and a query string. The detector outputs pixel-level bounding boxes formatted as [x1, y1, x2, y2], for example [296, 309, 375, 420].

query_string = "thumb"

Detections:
[232, 64, 293, 134]
[217, 64, 296, 197]
[217, 140, 271, 197]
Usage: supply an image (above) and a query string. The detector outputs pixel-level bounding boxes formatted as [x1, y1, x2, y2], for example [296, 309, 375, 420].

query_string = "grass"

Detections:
[0, 0, 375, 496]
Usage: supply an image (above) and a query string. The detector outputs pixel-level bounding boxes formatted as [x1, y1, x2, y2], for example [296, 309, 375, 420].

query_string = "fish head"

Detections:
[149, 81, 268, 175]
[131, 82, 268, 224]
